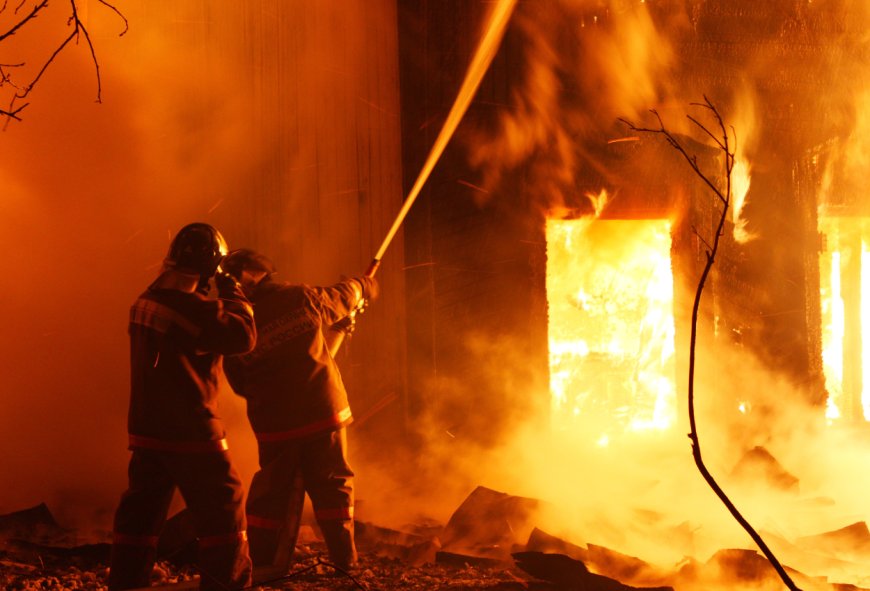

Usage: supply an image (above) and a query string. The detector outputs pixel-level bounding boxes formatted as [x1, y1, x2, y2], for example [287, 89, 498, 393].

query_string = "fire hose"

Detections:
[326, 0, 517, 357]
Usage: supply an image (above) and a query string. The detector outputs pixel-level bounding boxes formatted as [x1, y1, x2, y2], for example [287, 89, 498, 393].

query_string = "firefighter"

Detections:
[221, 248, 378, 571]
[109, 223, 255, 591]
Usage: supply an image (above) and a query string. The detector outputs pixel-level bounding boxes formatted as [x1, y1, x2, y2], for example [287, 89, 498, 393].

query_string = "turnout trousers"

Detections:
[245, 428, 356, 570]
[109, 448, 252, 591]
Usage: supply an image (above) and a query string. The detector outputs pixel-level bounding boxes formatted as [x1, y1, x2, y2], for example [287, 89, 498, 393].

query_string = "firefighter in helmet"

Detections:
[221, 248, 377, 571]
[109, 223, 255, 591]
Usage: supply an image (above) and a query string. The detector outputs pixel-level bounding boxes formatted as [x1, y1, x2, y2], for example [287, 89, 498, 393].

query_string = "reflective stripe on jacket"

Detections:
[128, 282, 256, 448]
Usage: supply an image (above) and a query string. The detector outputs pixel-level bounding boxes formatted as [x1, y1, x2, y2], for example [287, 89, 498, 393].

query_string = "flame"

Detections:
[731, 157, 754, 244]
[819, 222, 844, 420]
[818, 217, 870, 422]
[587, 188, 610, 217]
[546, 214, 676, 440]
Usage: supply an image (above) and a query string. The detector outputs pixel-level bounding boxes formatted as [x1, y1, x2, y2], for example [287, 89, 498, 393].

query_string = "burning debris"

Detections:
[437, 486, 540, 563]
[6, 485, 870, 591]
[730, 446, 800, 493]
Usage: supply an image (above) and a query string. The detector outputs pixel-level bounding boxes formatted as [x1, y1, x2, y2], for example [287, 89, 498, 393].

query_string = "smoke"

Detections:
[819, 81, 870, 208]
[461, 0, 833, 223]
[356, 271, 870, 586]
[350, 1, 865, 587]
[0, 1, 288, 532]
[360, 0, 870, 570]
[0, 0, 406, 537]
[819, 0, 870, 139]
[464, 0, 683, 212]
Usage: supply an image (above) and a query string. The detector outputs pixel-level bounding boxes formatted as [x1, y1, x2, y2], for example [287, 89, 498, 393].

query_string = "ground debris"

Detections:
[249, 546, 536, 590]
[5, 491, 870, 591]
[0, 504, 71, 544]
[513, 551, 674, 591]
[1, 538, 532, 591]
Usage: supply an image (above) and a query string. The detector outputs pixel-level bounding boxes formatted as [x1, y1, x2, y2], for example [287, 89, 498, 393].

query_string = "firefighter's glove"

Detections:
[196, 275, 212, 296]
[354, 276, 379, 302]
[214, 271, 242, 295]
[332, 314, 357, 335]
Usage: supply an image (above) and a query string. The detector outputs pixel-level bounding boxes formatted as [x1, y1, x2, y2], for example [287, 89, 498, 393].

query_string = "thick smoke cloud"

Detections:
[1, 0, 400, 536]
[365, 0, 870, 587]
[0, 2, 271, 531]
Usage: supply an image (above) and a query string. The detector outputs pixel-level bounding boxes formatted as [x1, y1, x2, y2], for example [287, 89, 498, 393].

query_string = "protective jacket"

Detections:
[224, 277, 364, 442]
[127, 281, 256, 451]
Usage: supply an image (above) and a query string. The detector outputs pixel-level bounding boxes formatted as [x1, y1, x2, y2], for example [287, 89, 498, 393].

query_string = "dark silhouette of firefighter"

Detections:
[109, 223, 256, 591]
[222, 248, 377, 571]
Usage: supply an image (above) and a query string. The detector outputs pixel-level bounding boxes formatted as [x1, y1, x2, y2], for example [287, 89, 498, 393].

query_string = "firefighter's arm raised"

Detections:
[196, 272, 257, 356]
[310, 276, 379, 326]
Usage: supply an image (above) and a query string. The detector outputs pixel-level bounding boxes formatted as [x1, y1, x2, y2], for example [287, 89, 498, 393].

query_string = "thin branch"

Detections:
[621, 98, 803, 591]
[0, 101, 26, 122]
[0, 62, 24, 94]
[0, 0, 48, 44]
[69, 0, 105, 103]
[16, 28, 77, 99]
[687, 114, 726, 150]
[95, 0, 129, 35]
[619, 103, 728, 205]
[0, 0, 127, 123]
[690, 225, 713, 253]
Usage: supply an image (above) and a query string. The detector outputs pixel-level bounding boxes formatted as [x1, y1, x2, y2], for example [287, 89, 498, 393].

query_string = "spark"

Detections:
[457, 179, 490, 194]
[125, 229, 143, 243]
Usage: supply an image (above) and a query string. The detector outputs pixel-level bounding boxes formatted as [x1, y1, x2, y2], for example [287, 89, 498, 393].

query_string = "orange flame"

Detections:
[546, 210, 676, 443]
[731, 157, 754, 244]
[818, 217, 870, 422]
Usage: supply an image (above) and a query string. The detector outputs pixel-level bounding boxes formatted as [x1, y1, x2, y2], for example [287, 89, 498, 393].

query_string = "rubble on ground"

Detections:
[3, 485, 870, 591]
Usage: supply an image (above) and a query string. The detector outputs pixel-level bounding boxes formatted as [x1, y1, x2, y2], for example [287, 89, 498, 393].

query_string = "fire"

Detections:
[546, 215, 676, 441]
[731, 157, 754, 243]
[819, 217, 870, 421]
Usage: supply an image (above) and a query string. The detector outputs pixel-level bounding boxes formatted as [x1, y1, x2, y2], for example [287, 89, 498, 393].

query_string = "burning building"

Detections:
[398, 0, 859, 440]
[395, 0, 870, 583]
[2, 0, 870, 588]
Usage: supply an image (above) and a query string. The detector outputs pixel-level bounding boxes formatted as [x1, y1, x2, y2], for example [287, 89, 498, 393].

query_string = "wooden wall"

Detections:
[398, 0, 552, 447]
[89, 1, 408, 443]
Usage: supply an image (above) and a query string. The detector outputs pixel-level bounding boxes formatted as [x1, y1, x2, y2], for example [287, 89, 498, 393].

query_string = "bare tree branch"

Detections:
[619, 106, 728, 205]
[95, 0, 128, 35]
[687, 115, 726, 150]
[690, 225, 713, 253]
[621, 98, 803, 591]
[0, 0, 45, 44]
[1, 96, 25, 119]
[17, 28, 77, 100]
[0, 0, 127, 123]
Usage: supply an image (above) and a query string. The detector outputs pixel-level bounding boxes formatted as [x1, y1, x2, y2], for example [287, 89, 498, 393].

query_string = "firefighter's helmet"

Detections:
[222, 248, 276, 281]
[164, 223, 228, 278]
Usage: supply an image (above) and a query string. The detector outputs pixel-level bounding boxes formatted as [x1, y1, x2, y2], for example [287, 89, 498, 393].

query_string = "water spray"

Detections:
[328, 0, 518, 356]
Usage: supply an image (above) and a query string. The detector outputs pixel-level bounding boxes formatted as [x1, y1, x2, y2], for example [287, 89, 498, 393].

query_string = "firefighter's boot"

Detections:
[318, 519, 357, 570]
[108, 543, 157, 591]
